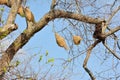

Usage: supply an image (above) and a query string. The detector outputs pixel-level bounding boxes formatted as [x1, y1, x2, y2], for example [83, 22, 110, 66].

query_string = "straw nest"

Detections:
[73, 35, 82, 45]
[55, 32, 69, 50]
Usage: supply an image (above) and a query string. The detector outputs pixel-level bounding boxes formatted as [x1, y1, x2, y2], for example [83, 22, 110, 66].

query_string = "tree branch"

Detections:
[103, 26, 120, 59]
[108, 6, 120, 24]
[106, 6, 120, 40]
[0, 9, 107, 78]
[0, 24, 18, 39]
[0, 0, 26, 17]
[105, 26, 120, 37]
[102, 42, 120, 60]
[83, 40, 101, 80]
[6, 0, 21, 24]
[50, 0, 56, 10]
[0, 0, 21, 40]
[34, 10, 104, 33]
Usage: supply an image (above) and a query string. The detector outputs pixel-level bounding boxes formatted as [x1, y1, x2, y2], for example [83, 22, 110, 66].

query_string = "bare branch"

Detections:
[108, 6, 120, 24]
[0, 0, 21, 40]
[83, 40, 101, 80]
[111, 0, 118, 9]
[105, 26, 120, 37]
[103, 42, 120, 60]
[0, 0, 26, 17]
[101, 24, 120, 60]
[36, 10, 103, 25]
[50, 0, 56, 10]
[75, 0, 81, 13]
[102, 6, 120, 37]
[117, 40, 120, 50]
[0, 24, 18, 40]
[6, 0, 22, 24]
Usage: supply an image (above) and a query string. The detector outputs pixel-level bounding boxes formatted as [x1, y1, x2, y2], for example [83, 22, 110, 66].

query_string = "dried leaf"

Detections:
[39, 55, 43, 62]
[47, 58, 54, 63]
[45, 50, 48, 56]
[16, 60, 20, 66]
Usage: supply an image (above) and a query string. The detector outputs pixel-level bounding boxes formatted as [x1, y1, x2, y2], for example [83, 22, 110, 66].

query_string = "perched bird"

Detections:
[73, 35, 82, 45]
[55, 32, 69, 50]
[24, 7, 35, 22]
[18, 6, 25, 17]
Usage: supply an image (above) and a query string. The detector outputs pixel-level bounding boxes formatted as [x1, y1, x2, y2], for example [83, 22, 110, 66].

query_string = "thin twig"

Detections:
[105, 26, 120, 37]
[83, 40, 101, 80]
[111, 0, 118, 10]
[108, 6, 120, 24]
[6, 0, 21, 24]
[75, 0, 81, 13]
[0, 0, 21, 39]
[103, 42, 120, 60]
[104, 26, 120, 60]
[105, 6, 120, 40]
[50, 0, 56, 10]
[117, 40, 120, 50]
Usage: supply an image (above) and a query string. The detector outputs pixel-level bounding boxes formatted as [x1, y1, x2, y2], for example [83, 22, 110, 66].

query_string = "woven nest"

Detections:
[73, 35, 82, 45]
[55, 32, 69, 50]
[18, 6, 25, 17]
[25, 7, 34, 22]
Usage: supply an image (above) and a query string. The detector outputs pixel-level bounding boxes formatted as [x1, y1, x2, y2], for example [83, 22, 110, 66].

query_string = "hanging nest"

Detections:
[55, 32, 69, 50]
[73, 35, 82, 45]
[18, 6, 25, 17]
[24, 7, 34, 22]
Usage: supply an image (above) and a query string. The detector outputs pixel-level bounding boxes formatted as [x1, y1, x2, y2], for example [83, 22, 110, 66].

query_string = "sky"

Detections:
[13, 0, 88, 79]
[0, 0, 120, 80]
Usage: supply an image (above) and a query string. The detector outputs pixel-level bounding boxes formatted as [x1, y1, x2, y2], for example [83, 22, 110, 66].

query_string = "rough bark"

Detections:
[0, 0, 21, 40]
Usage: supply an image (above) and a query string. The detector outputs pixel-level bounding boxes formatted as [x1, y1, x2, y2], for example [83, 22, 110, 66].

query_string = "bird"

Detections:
[55, 32, 69, 50]
[24, 7, 35, 22]
[73, 35, 82, 45]
[18, 6, 25, 17]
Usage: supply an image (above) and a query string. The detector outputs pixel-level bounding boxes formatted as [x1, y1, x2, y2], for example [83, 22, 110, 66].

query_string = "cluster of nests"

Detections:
[0, 0, 35, 22]
[1, 0, 105, 50]
[55, 32, 82, 50]
[55, 21, 106, 50]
